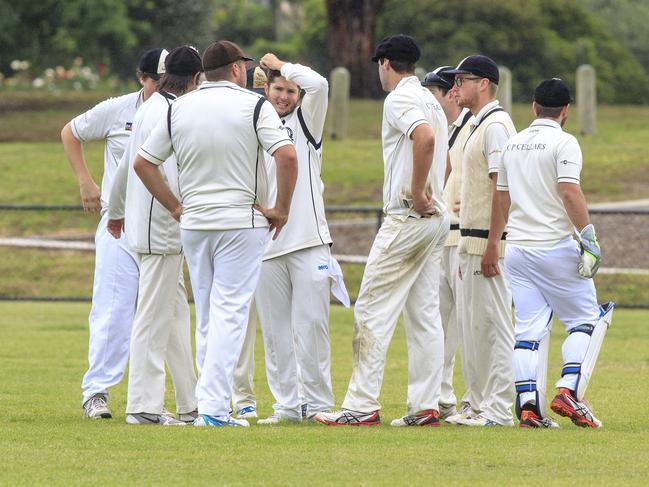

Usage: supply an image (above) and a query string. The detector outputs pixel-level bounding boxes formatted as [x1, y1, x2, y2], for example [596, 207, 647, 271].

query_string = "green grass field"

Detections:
[0, 302, 648, 485]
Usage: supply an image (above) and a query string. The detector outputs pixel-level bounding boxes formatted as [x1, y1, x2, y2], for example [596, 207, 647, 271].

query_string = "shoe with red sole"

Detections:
[550, 388, 602, 428]
[390, 409, 441, 427]
[519, 409, 560, 429]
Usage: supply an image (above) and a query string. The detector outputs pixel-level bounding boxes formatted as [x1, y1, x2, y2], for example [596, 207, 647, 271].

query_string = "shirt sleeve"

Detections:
[137, 115, 173, 166]
[256, 100, 293, 155]
[281, 63, 328, 141]
[70, 97, 118, 142]
[496, 154, 509, 192]
[556, 135, 583, 184]
[384, 91, 428, 139]
[484, 123, 510, 174]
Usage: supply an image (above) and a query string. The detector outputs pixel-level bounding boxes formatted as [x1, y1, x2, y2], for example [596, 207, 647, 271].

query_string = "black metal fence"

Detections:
[1, 204, 648, 308]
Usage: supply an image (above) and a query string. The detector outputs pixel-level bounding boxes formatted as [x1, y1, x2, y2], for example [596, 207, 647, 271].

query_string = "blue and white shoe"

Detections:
[236, 406, 258, 419]
[193, 414, 250, 427]
[457, 413, 509, 427]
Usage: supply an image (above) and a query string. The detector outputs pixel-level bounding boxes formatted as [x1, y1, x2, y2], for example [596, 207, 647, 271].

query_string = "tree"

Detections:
[325, 0, 385, 97]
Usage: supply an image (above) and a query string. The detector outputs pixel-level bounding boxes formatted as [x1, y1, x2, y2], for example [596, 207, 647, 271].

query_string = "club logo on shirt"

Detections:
[282, 125, 294, 141]
[318, 264, 329, 271]
[125, 122, 133, 131]
[560, 159, 577, 166]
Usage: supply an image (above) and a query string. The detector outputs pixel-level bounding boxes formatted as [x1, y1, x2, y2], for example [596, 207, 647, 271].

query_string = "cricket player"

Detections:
[316, 34, 449, 427]
[497, 78, 609, 428]
[61, 48, 167, 419]
[254, 53, 349, 425]
[446, 55, 517, 427]
[421, 66, 475, 421]
[107, 46, 204, 426]
[133, 40, 297, 428]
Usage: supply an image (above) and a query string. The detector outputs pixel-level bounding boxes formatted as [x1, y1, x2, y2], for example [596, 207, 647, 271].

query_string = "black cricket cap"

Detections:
[138, 48, 168, 80]
[165, 46, 203, 76]
[371, 34, 421, 64]
[202, 40, 253, 71]
[534, 78, 573, 107]
[447, 54, 499, 84]
[421, 66, 455, 90]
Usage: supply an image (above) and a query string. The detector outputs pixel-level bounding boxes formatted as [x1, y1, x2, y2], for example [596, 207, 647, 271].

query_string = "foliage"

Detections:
[379, 0, 649, 103]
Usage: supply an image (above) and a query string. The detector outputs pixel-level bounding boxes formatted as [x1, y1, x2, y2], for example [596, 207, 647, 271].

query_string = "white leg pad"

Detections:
[576, 302, 614, 400]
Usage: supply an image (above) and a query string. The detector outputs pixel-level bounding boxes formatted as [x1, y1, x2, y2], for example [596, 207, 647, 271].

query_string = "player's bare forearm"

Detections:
[482, 176, 506, 277]
[61, 123, 101, 212]
[272, 145, 298, 215]
[133, 155, 182, 220]
[559, 182, 591, 231]
[410, 124, 437, 216]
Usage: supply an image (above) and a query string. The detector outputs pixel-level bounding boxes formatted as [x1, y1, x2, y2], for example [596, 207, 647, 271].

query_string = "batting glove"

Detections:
[577, 224, 601, 279]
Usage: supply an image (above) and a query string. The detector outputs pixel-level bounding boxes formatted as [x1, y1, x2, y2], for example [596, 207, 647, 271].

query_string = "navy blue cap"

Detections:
[534, 78, 573, 107]
[371, 34, 421, 64]
[421, 66, 455, 89]
[447, 54, 499, 84]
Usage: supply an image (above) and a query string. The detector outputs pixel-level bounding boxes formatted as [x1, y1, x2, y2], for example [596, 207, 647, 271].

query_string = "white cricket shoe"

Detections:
[457, 413, 510, 427]
[193, 414, 250, 427]
[83, 394, 112, 419]
[126, 412, 186, 426]
[439, 403, 457, 420]
[444, 403, 474, 424]
[257, 412, 302, 425]
[235, 406, 258, 419]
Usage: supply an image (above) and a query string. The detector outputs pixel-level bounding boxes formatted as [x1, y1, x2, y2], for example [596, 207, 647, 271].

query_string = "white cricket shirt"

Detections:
[71, 90, 145, 210]
[138, 81, 292, 231]
[108, 91, 181, 254]
[263, 62, 333, 260]
[381, 76, 448, 218]
[497, 118, 582, 246]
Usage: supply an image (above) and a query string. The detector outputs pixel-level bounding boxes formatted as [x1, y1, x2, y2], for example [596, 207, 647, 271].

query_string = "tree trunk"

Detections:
[325, 0, 384, 98]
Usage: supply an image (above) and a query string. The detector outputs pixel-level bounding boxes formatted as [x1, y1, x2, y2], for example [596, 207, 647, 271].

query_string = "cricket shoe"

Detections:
[390, 409, 440, 427]
[193, 414, 250, 428]
[456, 413, 504, 427]
[178, 409, 199, 423]
[236, 406, 258, 419]
[314, 409, 380, 426]
[126, 412, 186, 426]
[439, 403, 457, 420]
[550, 388, 602, 428]
[444, 403, 474, 425]
[519, 410, 560, 429]
[83, 394, 112, 419]
[257, 412, 302, 425]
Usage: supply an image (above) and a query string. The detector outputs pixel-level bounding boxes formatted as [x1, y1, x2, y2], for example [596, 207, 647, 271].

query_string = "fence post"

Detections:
[577, 64, 597, 135]
[498, 66, 512, 115]
[327, 67, 350, 140]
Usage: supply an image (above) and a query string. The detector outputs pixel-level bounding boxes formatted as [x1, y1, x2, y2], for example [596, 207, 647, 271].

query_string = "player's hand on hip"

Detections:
[79, 180, 101, 213]
[481, 242, 501, 278]
[413, 192, 438, 218]
[577, 224, 601, 278]
[107, 218, 124, 239]
[170, 204, 183, 223]
[254, 204, 288, 240]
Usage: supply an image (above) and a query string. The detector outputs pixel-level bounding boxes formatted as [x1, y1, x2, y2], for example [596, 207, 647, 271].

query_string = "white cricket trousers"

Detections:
[342, 214, 448, 414]
[231, 304, 257, 411]
[506, 238, 600, 405]
[126, 253, 197, 414]
[459, 252, 514, 425]
[439, 245, 462, 408]
[256, 244, 334, 419]
[182, 227, 267, 417]
[82, 212, 139, 404]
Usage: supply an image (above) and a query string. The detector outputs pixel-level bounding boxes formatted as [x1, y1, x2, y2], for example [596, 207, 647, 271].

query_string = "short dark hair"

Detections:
[266, 69, 282, 85]
[386, 59, 415, 74]
[159, 72, 196, 96]
[535, 104, 564, 118]
[136, 69, 160, 83]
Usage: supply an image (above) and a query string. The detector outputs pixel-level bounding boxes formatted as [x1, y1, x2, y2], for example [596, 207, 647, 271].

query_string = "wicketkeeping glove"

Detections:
[577, 224, 601, 279]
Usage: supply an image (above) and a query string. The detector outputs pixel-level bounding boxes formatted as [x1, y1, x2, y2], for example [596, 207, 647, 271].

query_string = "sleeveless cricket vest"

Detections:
[458, 109, 516, 256]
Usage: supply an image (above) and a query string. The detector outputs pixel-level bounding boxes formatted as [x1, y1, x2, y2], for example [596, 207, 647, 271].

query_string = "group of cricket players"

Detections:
[61, 33, 612, 429]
